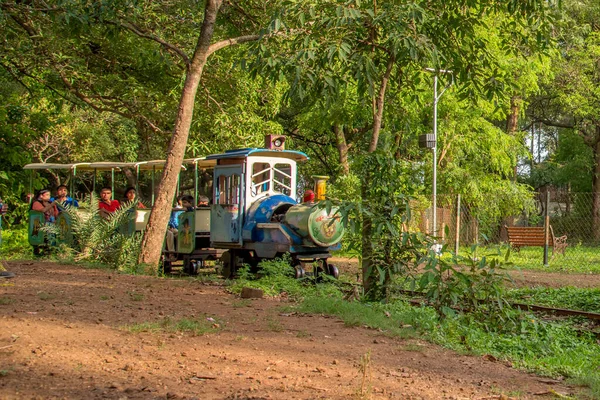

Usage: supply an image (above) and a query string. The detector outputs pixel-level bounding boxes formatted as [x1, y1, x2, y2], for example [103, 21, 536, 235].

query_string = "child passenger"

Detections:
[52, 185, 79, 211]
[98, 187, 120, 219]
[31, 189, 59, 222]
[123, 187, 146, 209]
[165, 195, 194, 257]
[197, 195, 210, 207]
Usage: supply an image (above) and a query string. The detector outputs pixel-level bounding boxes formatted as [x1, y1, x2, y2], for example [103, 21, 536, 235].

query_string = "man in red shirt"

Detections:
[303, 189, 315, 203]
[98, 187, 120, 219]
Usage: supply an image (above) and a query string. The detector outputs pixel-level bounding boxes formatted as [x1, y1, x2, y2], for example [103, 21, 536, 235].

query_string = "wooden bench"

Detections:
[505, 225, 568, 258]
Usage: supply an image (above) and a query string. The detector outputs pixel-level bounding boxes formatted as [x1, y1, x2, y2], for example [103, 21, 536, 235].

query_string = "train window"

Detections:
[252, 163, 271, 195]
[217, 174, 241, 205]
[273, 163, 292, 196]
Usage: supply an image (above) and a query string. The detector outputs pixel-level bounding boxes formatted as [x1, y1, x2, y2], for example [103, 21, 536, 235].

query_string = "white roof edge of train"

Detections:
[23, 161, 187, 171]
[205, 148, 309, 162]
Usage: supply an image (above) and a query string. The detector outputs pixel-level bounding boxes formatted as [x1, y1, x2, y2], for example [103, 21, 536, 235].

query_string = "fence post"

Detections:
[544, 189, 550, 266]
[455, 194, 461, 255]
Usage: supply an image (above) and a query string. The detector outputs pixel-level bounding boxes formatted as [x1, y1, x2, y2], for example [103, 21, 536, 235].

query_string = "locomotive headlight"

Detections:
[265, 134, 286, 150]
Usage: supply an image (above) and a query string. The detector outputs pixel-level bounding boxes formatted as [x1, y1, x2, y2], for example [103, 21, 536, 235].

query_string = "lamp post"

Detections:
[424, 68, 452, 239]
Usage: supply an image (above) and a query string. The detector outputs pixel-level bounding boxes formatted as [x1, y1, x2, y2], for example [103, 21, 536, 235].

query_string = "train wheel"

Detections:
[326, 264, 340, 279]
[294, 265, 306, 279]
[160, 259, 172, 275]
[291, 258, 306, 279]
[183, 258, 199, 275]
[313, 258, 328, 281]
[221, 250, 238, 279]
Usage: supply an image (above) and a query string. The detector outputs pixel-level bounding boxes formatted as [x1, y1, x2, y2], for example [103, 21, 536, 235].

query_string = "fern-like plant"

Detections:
[43, 193, 143, 272]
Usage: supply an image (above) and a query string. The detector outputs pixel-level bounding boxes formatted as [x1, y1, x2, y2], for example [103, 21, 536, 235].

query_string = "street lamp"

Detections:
[421, 68, 453, 240]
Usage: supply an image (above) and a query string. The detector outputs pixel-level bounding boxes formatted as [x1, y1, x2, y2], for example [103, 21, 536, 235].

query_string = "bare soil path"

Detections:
[0, 260, 582, 399]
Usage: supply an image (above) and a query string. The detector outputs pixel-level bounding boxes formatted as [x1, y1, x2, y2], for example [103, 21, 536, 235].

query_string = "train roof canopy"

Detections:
[205, 148, 309, 162]
[24, 163, 91, 170]
[82, 162, 133, 171]
[136, 160, 187, 171]
[182, 157, 217, 168]
[25, 161, 188, 172]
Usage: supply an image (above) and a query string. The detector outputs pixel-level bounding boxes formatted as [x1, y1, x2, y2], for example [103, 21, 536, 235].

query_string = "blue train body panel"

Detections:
[242, 194, 303, 245]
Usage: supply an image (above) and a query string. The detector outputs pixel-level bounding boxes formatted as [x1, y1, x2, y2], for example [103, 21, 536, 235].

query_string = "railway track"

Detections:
[387, 288, 600, 325]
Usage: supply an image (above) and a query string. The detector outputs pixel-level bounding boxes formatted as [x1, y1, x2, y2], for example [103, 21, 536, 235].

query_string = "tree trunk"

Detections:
[394, 131, 403, 159]
[592, 134, 600, 242]
[361, 55, 394, 290]
[333, 125, 350, 175]
[506, 96, 519, 134]
[367, 55, 394, 153]
[138, 0, 223, 271]
[506, 95, 520, 180]
[500, 95, 520, 242]
[360, 181, 375, 296]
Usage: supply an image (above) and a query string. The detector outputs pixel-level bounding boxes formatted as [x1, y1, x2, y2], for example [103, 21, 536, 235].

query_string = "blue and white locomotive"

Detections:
[202, 142, 344, 278]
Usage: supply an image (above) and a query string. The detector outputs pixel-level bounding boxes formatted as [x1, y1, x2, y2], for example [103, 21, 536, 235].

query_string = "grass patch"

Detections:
[296, 297, 419, 340]
[400, 342, 425, 352]
[293, 296, 600, 397]
[506, 287, 600, 313]
[454, 244, 600, 274]
[37, 292, 55, 301]
[0, 228, 33, 260]
[266, 316, 284, 332]
[227, 254, 600, 395]
[0, 297, 14, 305]
[127, 291, 144, 302]
[123, 316, 221, 336]
[232, 299, 251, 308]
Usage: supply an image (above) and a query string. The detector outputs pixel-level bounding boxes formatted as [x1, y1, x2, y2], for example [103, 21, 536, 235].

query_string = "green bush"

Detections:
[0, 227, 30, 259]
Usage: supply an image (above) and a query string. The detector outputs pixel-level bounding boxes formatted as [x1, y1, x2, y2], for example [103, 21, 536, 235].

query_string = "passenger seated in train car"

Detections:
[123, 187, 146, 209]
[197, 195, 209, 207]
[166, 194, 194, 257]
[98, 187, 121, 219]
[31, 189, 59, 222]
[51, 185, 79, 211]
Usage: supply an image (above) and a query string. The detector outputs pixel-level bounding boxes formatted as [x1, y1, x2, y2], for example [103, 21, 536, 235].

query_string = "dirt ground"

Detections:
[0, 259, 591, 400]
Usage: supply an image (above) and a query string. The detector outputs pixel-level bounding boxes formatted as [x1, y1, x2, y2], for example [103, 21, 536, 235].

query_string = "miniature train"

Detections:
[24, 137, 344, 278]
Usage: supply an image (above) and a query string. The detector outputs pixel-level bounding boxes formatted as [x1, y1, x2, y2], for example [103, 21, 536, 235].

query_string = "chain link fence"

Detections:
[418, 191, 600, 272]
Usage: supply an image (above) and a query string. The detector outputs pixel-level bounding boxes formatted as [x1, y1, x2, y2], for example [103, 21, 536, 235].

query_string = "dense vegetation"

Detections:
[2, 0, 600, 395]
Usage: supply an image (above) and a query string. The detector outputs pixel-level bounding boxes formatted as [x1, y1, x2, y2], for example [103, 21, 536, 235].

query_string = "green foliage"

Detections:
[295, 295, 600, 396]
[470, 244, 600, 274]
[526, 1, 600, 194]
[253, 0, 557, 104]
[332, 148, 431, 299]
[418, 246, 516, 328]
[43, 194, 143, 272]
[298, 297, 421, 340]
[0, 227, 30, 259]
[506, 286, 600, 313]
[436, 312, 600, 394]
[231, 255, 345, 300]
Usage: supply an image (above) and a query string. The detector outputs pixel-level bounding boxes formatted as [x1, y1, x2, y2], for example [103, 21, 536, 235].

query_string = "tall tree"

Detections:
[1, 1, 275, 268]
[528, 0, 600, 240]
[253, 0, 557, 294]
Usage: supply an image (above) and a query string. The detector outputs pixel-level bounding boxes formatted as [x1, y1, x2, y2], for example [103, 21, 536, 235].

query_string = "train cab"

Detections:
[205, 148, 344, 278]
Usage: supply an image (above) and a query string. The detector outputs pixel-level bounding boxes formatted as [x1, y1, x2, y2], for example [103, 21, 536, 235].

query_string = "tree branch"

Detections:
[106, 20, 190, 66]
[0, 62, 35, 99]
[207, 34, 262, 57]
[285, 127, 330, 147]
